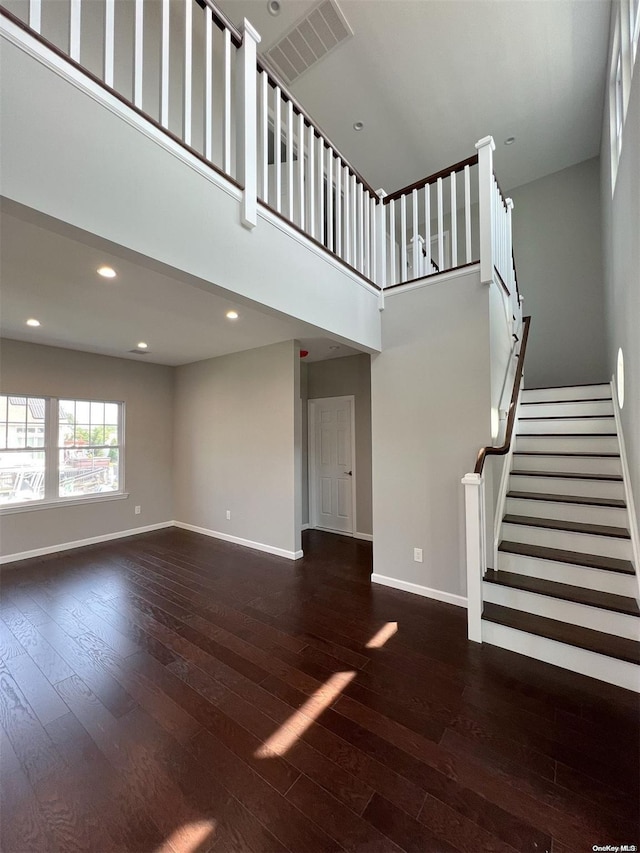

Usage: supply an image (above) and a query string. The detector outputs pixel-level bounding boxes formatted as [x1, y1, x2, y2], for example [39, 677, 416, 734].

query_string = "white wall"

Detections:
[601, 5, 640, 535]
[371, 267, 491, 601]
[0, 340, 174, 559]
[173, 340, 301, 557]
[510, 158, 607, 388]
[305, 354, 372, 536]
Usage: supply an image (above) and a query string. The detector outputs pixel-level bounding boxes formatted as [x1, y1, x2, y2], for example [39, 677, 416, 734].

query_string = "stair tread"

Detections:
[484, 570, 640, 616]
[482, 603, 640, 665]
[519, 415, 615, 420]
[503, 514, 631, 539]
[524, 383, 611, 390]
[513, 451, 620, 457]
[507, 491, 627, 508]
[511, 470, 623, 481]
[521, 398, 613, 405]
[517, 433, 618, 437]
[498, 541, 636, 575]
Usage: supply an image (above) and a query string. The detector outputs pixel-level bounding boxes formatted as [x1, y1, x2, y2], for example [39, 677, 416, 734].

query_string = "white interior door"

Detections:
[310, 396, 354, 534]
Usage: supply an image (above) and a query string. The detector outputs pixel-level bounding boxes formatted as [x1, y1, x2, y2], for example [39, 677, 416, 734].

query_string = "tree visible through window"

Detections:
[58, 400, 121, 498]
[0, 396, 46, 503]
[0, 394, 123, 506]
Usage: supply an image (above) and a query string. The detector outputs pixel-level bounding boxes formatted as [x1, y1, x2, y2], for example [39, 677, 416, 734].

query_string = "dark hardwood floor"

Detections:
[1, 528, 638, 853]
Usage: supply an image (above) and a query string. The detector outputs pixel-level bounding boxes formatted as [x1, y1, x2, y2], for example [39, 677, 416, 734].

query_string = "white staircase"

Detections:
[481, 383, 640, 692]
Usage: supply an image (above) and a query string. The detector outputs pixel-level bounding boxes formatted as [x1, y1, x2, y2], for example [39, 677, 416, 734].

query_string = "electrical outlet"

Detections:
[413, 547, 423, 563]
[134, 505, 141, 515]
[226, 510, 231, 520]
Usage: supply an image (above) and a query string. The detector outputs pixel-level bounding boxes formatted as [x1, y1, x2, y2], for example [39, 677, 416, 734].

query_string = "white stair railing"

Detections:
[2, 2, 520, 299]
[462, 316, 530, 642]
[254, 57, 380, 281]
[16, 0, 242, 183]
[382, 156, 479, 286]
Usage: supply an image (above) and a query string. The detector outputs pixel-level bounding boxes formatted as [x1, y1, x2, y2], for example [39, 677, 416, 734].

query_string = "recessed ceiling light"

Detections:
[26, 318, 41, 327]
[504, 136, 516, 146]
[97, 265, 117, 278]
[267, 0, 281, 15]
[353, 121, 364, 132]
[137, 342, 148, 349]
[226, 310, 239, 320]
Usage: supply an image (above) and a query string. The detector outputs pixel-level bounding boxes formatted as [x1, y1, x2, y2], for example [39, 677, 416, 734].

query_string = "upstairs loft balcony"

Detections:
[0, 0, 520, 350]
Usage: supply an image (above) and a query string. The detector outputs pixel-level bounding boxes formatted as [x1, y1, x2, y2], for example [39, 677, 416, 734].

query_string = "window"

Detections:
[609, 12, 623, 190]
[0, 395, 123, 508]
[615, 51, 624, 157]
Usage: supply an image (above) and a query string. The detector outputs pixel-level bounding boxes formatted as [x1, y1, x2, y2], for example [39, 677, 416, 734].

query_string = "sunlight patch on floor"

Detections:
[254, 671, 356, 758]
[366, 621, 398, 648]
[154, 819, 217, 853]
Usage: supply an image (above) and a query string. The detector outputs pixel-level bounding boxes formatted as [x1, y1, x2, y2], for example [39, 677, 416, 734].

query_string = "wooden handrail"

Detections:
[195, 0, 243, 47]
[512, 249, 521, 301]
[474, 315, 531, 474]
[383, 154, 478, 205]
[255, 55, 379, 198]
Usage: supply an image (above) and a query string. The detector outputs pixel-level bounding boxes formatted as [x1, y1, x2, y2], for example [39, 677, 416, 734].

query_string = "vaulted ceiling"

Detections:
[219, 0, 611, 192]
[0, 0, 612, 367]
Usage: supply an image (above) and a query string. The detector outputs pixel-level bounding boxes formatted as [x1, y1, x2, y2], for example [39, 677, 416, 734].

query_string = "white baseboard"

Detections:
[0, 521, 174, 566]
[173, 521, 303, 560]
[306, 525, 373, 542]
[371, 573, 467, 608]
[354, 531, 373, 542]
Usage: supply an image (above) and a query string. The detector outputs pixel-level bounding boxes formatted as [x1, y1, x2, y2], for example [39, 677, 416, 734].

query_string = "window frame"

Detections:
[631, 0, 640, 66]
[0, 393, 127, 513]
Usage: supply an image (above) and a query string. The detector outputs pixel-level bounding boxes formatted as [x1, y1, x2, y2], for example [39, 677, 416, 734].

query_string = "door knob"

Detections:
[344, 470, 352, 476]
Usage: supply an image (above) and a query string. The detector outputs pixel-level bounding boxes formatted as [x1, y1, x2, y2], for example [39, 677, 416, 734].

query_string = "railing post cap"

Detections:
[241, 18, 261, 44]
[506, 197, 514, 210]
[461, 473, 483, 485]
[475, 135, 496, 152]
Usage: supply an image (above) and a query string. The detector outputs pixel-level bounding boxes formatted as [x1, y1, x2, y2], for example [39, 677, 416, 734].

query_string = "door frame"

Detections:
[308, 395, 357, 535]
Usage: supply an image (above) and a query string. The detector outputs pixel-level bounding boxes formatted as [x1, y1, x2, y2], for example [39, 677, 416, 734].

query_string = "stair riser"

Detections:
[520, 401, 614, 418]
[501, 523, 633, 560]
[509, 474, 625, 500]
[515, 435, 620, 454]
[504, 497, 627, 527]
[481, 621, 640, 692]
[518, 418, 616, 435]
[521, 385, 611, 403]
[513, 453, 622, 476]
[512, 455, 622, 475]
[497, 551, 637, 596]
[483, 583, 640, 640]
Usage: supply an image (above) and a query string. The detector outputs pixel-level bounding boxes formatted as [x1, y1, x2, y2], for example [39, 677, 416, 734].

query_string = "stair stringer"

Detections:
[611, 375, 640, 607]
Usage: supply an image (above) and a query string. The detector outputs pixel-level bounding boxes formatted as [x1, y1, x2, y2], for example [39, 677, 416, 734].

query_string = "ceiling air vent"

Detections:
[263, 0, 353, 85]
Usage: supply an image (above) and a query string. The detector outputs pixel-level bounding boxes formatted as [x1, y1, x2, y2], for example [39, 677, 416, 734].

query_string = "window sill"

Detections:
[0, 492, 130, 515]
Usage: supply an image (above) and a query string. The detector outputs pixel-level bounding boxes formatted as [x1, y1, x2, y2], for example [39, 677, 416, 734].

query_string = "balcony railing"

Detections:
[1, 0, 520, 298]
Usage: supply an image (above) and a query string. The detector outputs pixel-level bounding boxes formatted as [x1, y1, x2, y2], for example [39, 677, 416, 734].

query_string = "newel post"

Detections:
[462, 472, 486, 642]
[237, 19, 261, 229]
[475, 135, 495, 286]
[376, 189, 387, 306]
